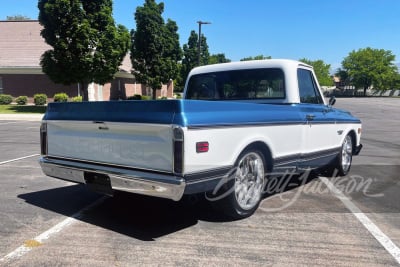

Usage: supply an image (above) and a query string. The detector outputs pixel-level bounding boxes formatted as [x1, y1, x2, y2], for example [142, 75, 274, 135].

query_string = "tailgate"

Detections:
[46, 120, 173, 173]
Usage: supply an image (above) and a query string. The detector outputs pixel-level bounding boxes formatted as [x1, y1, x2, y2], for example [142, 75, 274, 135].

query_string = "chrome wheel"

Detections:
[234, 152, 265, 210]
[341, 135, 353, 173]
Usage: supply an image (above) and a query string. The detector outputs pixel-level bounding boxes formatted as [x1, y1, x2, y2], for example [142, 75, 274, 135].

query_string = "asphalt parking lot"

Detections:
[0, 98, 399, 266]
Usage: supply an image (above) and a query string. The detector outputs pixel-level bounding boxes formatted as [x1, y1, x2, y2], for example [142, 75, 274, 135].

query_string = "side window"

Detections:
[297, 69, 323, 104]
[0, 77, 3, 94]
[186, 75, 218, 100]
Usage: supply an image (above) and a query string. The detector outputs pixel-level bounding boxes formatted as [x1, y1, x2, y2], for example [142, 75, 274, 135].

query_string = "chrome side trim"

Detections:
[187, 121, 361, 130]
[39, 157, 185, 201]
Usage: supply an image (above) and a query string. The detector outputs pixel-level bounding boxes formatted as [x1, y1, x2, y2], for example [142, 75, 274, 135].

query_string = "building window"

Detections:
[0, 77, 3, 94]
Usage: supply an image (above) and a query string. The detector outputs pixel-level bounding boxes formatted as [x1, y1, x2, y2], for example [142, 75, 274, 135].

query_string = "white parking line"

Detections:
[0, 154, 40, 165]
[320, 177, 400, 265]
[0, 196, 107, 264]
[0, 121, 21, 125]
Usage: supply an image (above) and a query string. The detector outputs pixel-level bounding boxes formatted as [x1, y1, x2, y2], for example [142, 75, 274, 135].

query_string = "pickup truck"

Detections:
[40, 59, 362, 218]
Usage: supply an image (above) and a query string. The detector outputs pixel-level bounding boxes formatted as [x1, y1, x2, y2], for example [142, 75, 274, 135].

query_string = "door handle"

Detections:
[306, 114, 315, 121]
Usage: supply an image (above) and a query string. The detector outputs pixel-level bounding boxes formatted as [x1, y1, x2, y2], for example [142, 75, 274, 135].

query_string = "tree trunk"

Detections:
[152, 88, 157, 100]
[80, 82, 89, 101]
[364, 86, 367, 97]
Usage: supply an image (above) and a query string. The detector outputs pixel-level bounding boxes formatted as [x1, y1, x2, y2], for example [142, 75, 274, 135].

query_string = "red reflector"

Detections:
[196, 142, 209, 153]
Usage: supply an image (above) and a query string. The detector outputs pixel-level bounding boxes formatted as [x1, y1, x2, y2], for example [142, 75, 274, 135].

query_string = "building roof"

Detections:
[0, 20, 49, 68]
[0, 20, 132, 74]
[333, 76, 340, 83]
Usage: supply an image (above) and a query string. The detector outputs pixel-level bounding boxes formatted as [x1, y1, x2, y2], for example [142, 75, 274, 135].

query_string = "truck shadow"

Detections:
[81, 192, 220, 241]
[18, 173, 319, 241]
[17, 184, 225, 241]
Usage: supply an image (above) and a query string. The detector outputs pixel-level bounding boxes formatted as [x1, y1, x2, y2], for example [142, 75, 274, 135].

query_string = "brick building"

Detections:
[0, 20, 173, 101]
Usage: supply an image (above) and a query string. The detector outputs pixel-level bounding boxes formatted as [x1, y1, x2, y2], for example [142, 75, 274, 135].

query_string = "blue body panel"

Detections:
[43, 100, 361, 127]
[175, 100, 304, 127]
[44, 100, 181, 124]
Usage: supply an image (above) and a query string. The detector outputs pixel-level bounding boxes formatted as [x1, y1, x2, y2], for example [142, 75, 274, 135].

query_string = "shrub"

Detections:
[15, 96, 28, 105]
[0, 94, 13, 105]
[34, 94, 47, 106]
[72, 96, 83, 102]
[53, 92, 69, 102]
[141, 95, 151, 100]
[127, 94, 142, 100]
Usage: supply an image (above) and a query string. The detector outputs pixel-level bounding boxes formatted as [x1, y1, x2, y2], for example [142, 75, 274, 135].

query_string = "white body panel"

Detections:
[304, 123, 341, 153]
[304, 123, 359, 154]
[182, 124, 303, 174]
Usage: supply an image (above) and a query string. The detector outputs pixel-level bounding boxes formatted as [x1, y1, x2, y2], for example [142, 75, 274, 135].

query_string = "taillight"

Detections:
[196, 142, 209, 153]
[173, 127, 184, 174]
[40, 122, 47, 155]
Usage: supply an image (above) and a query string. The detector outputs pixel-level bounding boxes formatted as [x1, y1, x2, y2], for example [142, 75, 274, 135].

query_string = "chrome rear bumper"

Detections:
[39, 157, 185, 201]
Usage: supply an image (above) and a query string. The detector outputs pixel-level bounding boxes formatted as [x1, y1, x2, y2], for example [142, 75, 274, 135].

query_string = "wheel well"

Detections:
[241, 142, 273, 172]
[348, 130, 357, 154]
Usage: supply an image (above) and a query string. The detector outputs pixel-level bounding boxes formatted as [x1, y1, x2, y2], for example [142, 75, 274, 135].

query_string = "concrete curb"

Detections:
[0, 114, 44, 121]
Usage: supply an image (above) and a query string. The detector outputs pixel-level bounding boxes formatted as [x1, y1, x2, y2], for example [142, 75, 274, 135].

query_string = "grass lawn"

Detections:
[0, 105, 47, 114]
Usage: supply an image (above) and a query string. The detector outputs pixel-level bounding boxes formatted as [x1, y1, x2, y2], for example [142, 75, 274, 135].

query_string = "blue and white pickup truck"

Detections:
[40, 59, 362, 218]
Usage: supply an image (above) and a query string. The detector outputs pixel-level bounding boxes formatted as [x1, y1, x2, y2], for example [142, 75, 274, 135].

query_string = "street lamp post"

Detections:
[197, 20, 211, 66]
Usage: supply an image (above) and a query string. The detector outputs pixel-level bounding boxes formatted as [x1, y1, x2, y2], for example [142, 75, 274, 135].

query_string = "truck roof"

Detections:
[189, 59, 312, 76]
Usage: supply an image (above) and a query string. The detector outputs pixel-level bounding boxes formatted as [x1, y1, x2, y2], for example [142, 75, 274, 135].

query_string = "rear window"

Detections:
[186, 68, 285, 100]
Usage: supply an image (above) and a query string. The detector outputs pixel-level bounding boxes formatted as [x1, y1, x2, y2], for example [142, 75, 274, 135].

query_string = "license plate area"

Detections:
[84, 172, 113, 196]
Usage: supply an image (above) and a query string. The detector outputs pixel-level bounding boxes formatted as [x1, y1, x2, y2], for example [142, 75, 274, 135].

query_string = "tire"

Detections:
[207, 149, 266, 219]
[326, 134, 353, 177]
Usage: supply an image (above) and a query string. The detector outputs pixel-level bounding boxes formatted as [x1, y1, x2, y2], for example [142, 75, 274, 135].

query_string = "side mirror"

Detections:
[329, 96, 336, 106]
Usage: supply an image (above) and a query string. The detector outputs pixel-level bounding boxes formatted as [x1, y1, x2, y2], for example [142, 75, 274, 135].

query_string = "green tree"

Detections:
[38, 0, 130, 101]
[180, 31, 198, 87]
[180, 30, 209, 86]
[240, 55, 271, 61]
[6, 15, 31, 20]
[131, 0, 182, 99]
[197, 32, 210, 67]
[393, 72, 400, 89]
[341, 47, 399, 95]
[209, 53, 231, 64]
[300, 58, 333, 86]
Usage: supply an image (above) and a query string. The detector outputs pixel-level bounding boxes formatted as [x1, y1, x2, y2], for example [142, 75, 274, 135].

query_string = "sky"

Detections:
[1, 0, 400, 71]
